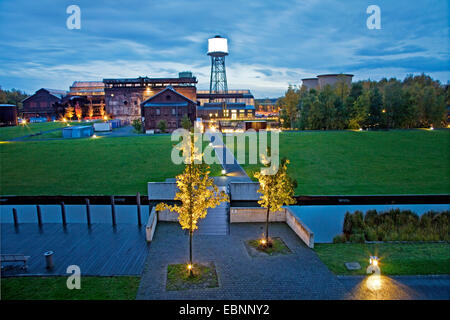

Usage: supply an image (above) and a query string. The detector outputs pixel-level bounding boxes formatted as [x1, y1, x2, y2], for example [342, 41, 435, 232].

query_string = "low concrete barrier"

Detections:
[230, 207, 314, 248]
[285, 207, 314, 248]
[148, 182, 177, 200]
[229, 182, 261, 201]
[145, 207, 158, 242]
[157, 208, 178, 222]
[93, 122, 112, 132]
[230, 207, 285, 223]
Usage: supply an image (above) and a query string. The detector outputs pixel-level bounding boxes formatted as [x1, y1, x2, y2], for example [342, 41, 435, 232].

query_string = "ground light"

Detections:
[366, 256, 381, 275]
[429, 126, 434, 130]
[259, 238, 267, 246]
[187, 263, 193, 276]
[221, 169, 226, 175]
[20, 119, 27, 125]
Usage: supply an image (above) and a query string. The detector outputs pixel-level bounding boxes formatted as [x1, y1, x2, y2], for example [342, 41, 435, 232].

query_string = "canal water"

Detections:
[288, 204, 449, 243]
[0, 204, 150, 225]
[2, 203, 448, 243]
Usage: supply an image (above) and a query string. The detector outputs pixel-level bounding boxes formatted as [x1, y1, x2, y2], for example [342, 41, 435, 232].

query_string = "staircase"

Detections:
[196, 186, 230, 235]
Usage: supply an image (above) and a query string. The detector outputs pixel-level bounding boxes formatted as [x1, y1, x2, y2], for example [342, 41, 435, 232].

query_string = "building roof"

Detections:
[141, 86, 196, 107]
[104, 76, 197, 85]
[197, 91, 254, 100]
[144, 103, 189, 107]
[71, 81, 105, 88]
[42, 88, 67, 98]
[317, 74, 354, 78]
[22, 88, 67, 102]
[198, 103, 255, 110]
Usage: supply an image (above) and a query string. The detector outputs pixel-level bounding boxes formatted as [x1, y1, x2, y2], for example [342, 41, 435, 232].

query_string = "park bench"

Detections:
[0, 254, 30, 270]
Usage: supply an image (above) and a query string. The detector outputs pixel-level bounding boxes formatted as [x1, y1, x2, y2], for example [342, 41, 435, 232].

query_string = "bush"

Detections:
[343, 210, 365, 236]
[341, 208, 449, 242]
[132, 119, 142, 133]
[333, 234, 347, 243]
[349, 233, 365, 243]
[181, 115, 192, 130]
[157, 120, 167, 133]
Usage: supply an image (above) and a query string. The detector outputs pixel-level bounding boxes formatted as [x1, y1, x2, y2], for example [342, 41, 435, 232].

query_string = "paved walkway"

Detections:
[136, 222, 349, 299]
[206, 132, 250, 179]
[339, 275, 450, 300]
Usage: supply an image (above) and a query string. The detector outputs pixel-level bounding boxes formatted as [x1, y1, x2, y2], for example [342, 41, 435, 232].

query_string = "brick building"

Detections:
[141, 86, 196, 132]
[103, 73, 197, 122]
[21, 88, 66, 120]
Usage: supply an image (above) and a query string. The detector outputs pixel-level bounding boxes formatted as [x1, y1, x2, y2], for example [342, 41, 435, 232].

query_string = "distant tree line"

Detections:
[0, 88, 29, 109]
[278, 74, 449, 130]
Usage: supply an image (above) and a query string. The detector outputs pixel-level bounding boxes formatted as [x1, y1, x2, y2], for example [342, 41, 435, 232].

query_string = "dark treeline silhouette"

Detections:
[278, 74, 449, 130]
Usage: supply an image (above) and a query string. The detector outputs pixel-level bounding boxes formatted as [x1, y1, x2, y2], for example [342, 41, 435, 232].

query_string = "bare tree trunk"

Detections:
[265, 207, 270, 244]
[189, 230, 193, 267]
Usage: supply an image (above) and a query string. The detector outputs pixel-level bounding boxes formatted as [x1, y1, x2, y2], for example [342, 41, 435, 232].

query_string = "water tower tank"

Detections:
[208, 35, 228, 56]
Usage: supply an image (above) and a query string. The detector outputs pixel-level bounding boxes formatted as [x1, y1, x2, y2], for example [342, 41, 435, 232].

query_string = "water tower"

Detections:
[208, 35, 228, 95]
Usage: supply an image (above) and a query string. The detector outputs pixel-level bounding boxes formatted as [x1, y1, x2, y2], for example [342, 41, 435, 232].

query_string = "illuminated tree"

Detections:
[88, 100, 94, 119]
[99, 103, 105, 119]
[254, 157, 295, 246]
[75, 104, 82, 121]
[156, 135, 229, 274]
[65, 105, 74, 120]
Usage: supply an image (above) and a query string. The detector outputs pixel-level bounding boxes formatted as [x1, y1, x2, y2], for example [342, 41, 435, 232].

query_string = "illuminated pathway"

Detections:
[205, 131, 250, 179]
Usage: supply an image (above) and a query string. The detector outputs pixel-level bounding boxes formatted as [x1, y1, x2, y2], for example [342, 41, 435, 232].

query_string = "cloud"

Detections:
[0, 0, 448, 97]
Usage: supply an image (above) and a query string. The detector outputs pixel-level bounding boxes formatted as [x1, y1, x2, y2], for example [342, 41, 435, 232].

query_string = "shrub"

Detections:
[157, 120, 168, 133]
[181, 115, 192, 130]
[340, 208, 449, 242]
[333, 234, 347, 243]
[364, 209, 378, 226]
[349, 233, 365, 243]
[365, 228, 378, 241]
[132, 119, 142, 133]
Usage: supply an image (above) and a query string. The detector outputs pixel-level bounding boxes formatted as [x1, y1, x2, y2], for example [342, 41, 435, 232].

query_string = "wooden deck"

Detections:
[1, 223, 150, 277]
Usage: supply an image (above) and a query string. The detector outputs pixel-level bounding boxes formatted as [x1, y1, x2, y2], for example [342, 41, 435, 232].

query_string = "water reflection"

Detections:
[289, 204, 450, 242]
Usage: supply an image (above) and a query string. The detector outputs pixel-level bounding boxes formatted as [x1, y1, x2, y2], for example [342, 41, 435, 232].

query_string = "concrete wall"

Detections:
[285, 207, 314, 248]
[230, 207, 314, 248]
[148, 182, 177, 200]
[229, 182, 261, 201]
[145, 207, 158, 242]
[157, 209, 179, 222]
[230, 207, 285, 223]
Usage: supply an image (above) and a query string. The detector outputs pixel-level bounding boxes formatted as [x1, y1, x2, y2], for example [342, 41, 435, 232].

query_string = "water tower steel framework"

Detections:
[208, 35, 228, 95]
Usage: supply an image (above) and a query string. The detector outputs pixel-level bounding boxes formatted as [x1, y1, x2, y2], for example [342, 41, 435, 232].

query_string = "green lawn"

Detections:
[0, 135, 221, 195]
[314, 243, 450, 275]
[1, 129, 448, 195]
[22, 129, 63, 140]
[1, 276, 140, 300]
[0, 122, 67, 141]
[235, 130, 450, 195]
